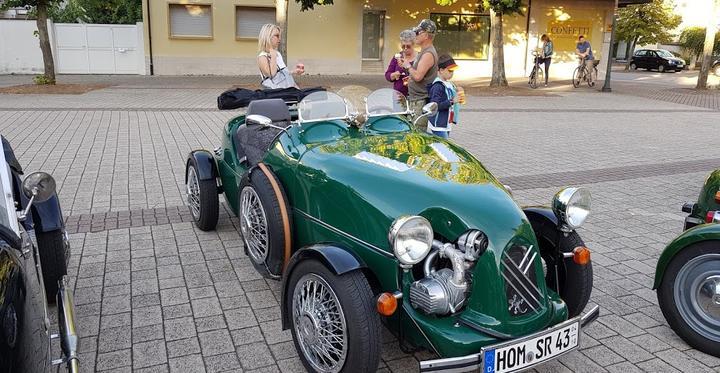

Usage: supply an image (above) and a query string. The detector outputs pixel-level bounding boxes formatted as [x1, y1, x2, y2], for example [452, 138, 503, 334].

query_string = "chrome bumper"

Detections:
[419, 305, 600, 373]
[52, 276, 79, 373]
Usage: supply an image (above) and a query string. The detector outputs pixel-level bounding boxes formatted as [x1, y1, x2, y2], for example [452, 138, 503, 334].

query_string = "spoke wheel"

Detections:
[674, 254, 720, 342]
[572, 66, 582, 88]
[529, 67, 538, 89]
[240, 186, 269, 265]
[185, 158, 219, 231]
[293, 273, 348, 373]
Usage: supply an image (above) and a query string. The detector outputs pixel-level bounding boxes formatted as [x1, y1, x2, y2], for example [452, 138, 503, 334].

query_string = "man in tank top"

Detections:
[405, 19, 439, 133]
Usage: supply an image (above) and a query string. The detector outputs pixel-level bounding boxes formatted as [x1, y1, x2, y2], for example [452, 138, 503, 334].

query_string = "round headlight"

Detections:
[388, 216, 433, 265]
[552, 187, 591, 229]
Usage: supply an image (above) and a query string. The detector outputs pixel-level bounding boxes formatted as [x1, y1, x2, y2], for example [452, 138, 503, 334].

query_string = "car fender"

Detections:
[524, 207, 563, 243]
[280, 244, 366, 329]
[186, 150, 218, 182]
[653, 224, 720, 289]
[30, 194, 65, 233]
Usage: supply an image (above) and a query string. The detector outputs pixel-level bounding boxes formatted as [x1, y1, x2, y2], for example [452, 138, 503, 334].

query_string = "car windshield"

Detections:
[298, 91, 348, 123]
[365, 88, 409, 117]
[656, 50, 674, 58]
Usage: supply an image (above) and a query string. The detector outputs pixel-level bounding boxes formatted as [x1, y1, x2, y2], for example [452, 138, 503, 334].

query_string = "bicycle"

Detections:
[528, 51, 544, 89]
[572, 58, 598, 88]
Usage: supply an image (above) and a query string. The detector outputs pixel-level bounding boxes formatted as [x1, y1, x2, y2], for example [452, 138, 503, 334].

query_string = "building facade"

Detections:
[141, 0, 616, 79]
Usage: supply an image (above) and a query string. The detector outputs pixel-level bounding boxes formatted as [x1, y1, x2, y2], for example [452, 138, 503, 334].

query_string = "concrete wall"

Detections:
[0, 19, 50, 74]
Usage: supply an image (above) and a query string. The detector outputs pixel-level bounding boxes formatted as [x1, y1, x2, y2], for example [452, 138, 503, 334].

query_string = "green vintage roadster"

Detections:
[185, 88, 599, 372]
[655, 169, 720, 358]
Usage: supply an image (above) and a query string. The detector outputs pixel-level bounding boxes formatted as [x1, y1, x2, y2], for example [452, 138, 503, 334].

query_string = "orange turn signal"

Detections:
[715, 191, 720, 204]
[572, 246, 591, 265]
[377, 292, 399, 316]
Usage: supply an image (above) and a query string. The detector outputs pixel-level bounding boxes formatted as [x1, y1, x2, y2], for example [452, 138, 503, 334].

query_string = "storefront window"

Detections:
[431, 13, 490, 60]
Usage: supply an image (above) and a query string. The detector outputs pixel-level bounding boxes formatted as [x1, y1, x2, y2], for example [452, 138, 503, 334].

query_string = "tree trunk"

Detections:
[696, 0, 718, 89]
[624, 35, 638, 70]
[490, 9, 507, 87]
[276, 0, 289, 59]
[36, 0, 56, 84]
[623, 39, 632, 69]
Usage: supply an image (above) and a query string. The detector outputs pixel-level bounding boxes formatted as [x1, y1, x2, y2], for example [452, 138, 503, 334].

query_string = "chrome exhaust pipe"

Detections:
[56, 276, 79, 373]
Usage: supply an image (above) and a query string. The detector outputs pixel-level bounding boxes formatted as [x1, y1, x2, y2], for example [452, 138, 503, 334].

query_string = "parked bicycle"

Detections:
[528, 51, 544, 89]
[572, 57, 598, 88]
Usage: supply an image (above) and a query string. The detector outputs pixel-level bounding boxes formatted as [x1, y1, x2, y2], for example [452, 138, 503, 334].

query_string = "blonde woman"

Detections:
[257, 24, 304, 89]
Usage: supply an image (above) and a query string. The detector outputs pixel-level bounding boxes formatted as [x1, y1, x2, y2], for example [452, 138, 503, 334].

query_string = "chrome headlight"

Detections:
[388, 216, 433, 265]
[552, 187, 591, 229]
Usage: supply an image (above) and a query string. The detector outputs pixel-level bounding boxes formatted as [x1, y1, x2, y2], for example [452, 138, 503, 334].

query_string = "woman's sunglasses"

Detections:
[401, 44, 413, 49]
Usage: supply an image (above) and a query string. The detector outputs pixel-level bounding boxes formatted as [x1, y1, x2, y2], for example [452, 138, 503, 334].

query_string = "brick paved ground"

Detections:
[2, 74, 720, 372]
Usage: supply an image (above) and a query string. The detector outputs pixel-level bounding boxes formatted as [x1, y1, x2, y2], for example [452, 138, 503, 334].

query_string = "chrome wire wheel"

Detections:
[240, 186, 269, 264]
[186, 166, 201, 220]
[292, 273, 348, 373]
[674, 253, 720, 343]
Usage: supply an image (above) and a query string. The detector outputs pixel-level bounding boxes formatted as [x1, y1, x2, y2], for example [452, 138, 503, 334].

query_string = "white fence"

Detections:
[0, 20, 145, 75]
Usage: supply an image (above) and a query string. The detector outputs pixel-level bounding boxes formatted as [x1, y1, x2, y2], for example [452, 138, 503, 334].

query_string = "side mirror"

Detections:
[22, 172, 56, 203]
[246, 114, 272, 127]
[422, 102, 438, 117]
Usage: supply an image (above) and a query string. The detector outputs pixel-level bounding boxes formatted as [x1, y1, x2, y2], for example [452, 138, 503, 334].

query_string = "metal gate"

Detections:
[55, 23, 139, 74]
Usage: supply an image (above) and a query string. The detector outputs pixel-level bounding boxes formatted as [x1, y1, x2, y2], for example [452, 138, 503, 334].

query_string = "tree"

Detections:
[275, 0, 333, 58]
[696, 0, 719, 89]
[1, 0, 60, 84]
[616, 0, 681, 70]
[51, 0, 141, 24]
[679, 26, 720, 62]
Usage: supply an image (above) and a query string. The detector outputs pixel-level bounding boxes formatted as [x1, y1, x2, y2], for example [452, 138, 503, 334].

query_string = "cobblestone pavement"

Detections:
[2, 75, 720, 372]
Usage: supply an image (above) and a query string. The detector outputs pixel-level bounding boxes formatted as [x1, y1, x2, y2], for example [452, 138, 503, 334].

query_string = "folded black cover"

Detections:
[217, 86, 326, 110]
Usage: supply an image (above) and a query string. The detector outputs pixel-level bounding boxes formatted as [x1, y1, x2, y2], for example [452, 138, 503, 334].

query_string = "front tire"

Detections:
[288, 260, 380, 373]
[539, 231, 593, 317]
[36, 229, 68, 303]
[186, 158, 219, 231]
[572, 66, 582, 88]
[659, 64, 666, 73]
[657, 241, 720, 358]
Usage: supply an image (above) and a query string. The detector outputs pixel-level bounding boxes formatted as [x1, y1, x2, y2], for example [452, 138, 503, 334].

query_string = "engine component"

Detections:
[410, 268, 467, 315]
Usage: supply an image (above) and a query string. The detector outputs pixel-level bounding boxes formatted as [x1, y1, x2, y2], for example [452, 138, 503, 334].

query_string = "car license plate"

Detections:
[481, 320, 579, 373]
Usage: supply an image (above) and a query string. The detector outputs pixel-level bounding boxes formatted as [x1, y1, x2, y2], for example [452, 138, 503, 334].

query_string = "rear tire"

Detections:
[539, 231, 593, 317]
[630, 62, 637, 70]
[186, 158, 219, 231]
[36, 229, 68, 303]
[657, 241, 720, 358]
[239, 167, 292, 278]
[288, 260, 380, 373]
[659, 64, 666, 73]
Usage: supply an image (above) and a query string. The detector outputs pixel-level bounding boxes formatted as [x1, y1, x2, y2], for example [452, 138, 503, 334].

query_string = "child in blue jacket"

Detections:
[427, 54, 460, 138]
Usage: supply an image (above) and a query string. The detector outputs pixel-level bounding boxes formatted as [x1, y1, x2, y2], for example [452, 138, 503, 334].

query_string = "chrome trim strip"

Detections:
[419, 307, 601, 372]
[293, 209, 394, 258]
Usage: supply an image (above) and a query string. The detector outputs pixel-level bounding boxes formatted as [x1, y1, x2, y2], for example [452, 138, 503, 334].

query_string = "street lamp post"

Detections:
[602, 0, 619, 92]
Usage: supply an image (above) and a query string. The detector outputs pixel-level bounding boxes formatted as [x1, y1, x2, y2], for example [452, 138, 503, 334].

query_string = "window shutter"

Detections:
[170, 4, 212, 38]
[236, 7, 276, 39]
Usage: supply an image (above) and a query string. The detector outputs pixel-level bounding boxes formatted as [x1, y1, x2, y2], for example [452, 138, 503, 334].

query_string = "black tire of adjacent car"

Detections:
[287, 260, 381, 373]
[187, 159, 219, 231]
[657, 241, 720, 358]
[713, 65, 720, 77]
[36, 229, 67, 303]
[539, 231, 593, 317]
[239, 167, 292, 278]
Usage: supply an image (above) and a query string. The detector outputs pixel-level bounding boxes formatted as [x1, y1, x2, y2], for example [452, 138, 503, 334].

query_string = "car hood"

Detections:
[295, 131, 530, 251]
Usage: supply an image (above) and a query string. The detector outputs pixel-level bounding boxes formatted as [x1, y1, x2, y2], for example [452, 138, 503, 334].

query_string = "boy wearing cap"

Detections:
[427, 54, 460, 139]
[405, 19, 439, 132]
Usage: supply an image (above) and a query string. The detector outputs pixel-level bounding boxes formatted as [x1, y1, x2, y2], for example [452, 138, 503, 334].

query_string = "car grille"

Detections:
[501, 245, 542, 316]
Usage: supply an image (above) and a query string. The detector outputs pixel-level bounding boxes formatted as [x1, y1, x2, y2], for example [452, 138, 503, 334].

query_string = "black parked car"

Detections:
[713, 58, 720, 76]
[0, 137, 78, 372]
[630, 49, 685, 72]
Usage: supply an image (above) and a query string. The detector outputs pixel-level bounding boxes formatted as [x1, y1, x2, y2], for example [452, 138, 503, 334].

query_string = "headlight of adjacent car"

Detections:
[388, 215, 433, 265]
[552, 187, 591, 230]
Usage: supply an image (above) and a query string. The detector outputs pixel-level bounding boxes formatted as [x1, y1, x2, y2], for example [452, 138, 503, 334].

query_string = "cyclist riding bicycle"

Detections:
[575, 35, 594, 86]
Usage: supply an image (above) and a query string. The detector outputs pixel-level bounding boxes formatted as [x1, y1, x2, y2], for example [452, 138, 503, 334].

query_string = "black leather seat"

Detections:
[235, 99, 291, 166]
